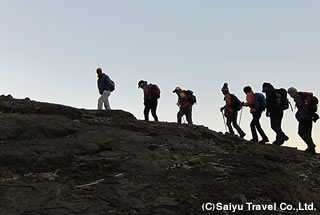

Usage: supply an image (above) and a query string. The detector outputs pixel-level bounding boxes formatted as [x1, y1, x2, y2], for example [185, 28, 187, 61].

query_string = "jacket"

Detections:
[178, 91, 191, 110]
[97, 73, 112, 94]
[143, 84, 154, 101]
[224, 93, 232, 109]
[243, 92, 256, 113]
[265, 87, 278, 112]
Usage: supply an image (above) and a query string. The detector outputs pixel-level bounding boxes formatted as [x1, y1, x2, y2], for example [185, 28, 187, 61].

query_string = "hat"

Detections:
[288, 87, 298, 95]
[138, 80, 147, 88]
[96, 68, 102, 73]
[173, 87, 182, 93]
[221, 83, 229, 93]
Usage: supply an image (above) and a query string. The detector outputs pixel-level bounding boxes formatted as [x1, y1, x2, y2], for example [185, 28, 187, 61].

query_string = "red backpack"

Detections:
[300, 92, 318, 113]
[151, 84, 160, 99]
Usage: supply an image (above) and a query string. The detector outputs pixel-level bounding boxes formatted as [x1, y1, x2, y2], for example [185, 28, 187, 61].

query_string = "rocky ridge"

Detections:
[0, 95, 319, 215]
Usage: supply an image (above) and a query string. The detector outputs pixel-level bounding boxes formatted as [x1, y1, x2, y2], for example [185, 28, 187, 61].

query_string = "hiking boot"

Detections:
[259, 138, 269, 144]
[276, 135, 289, 146]
[272, 140, 281, 145]
[240, 132, 246, 138]
[305, 146, 316, 154]
[250, 139, 258, 142]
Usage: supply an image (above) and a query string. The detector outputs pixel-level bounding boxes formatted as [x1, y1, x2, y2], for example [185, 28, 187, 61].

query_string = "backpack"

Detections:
[184, 90, 197, 105]
[108, 80, 115, 92]
[151, 84, 161, 99]
[254, 93, 267, 111]
[230, 94, 242, 111]
[274, 88, 289, 110]
[300, 92, 318, 113]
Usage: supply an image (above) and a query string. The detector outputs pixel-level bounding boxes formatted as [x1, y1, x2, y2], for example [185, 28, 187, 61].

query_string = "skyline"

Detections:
[1, 0, 319, 152]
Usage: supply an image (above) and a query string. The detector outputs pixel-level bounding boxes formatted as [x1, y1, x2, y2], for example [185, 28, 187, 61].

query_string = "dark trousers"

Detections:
[226, 111, 245, 136]
[251, 111, 268, 141]
[144, 99, 158, 121]
[298, 118, 315, 148]
[270, 110, 286, 140]
[178, 106, 193, 124]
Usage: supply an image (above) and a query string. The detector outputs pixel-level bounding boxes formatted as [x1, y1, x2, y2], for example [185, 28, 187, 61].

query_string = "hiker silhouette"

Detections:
[220, 83, 245, 138]
[262, 83, 289, 145]
[97, 68, 114, 110]
[173, 87, 194, 125]
[242, 86, 269, 144]
[288, 87, 317, 154]
[138, 80, 160, 122]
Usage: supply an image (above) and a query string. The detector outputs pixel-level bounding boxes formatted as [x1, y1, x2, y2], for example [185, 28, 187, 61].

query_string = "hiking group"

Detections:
[96, 68, 318, 154]
[219, 82, 318, 154]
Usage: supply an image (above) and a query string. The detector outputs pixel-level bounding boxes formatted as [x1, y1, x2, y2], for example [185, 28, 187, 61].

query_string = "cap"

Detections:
[96, 68, 102, 73]
[173, 87, 182, 93]
[221, 83, 229, 93]
[288, 87, 297, 95]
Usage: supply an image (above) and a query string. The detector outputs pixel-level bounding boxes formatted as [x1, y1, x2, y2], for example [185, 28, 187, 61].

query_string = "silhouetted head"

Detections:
[173, 87, 182, 93]
[288, 87, 298, 98]
[138, 80, 147, 88]
[221, 83, 229, 95]
[262, 82, 274, 93]
[96, 67, 103, 76]
[243, 86, 252, 94]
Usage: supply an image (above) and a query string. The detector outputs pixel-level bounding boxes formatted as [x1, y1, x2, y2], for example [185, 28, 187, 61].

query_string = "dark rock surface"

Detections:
[0, 96, 319, 215]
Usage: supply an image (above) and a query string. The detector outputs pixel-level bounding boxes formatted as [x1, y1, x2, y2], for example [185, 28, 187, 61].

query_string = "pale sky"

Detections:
[1, 0, 319, 152]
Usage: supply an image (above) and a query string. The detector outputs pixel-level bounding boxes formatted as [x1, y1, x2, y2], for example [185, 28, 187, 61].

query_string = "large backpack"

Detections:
[151, 84, 161, 99]
[184, 90, 197, 105]
[300, 92, 318, 113]
[230, 94, 242, 111]
[274, 88, 289, 110]
[254, 93, 267, 111]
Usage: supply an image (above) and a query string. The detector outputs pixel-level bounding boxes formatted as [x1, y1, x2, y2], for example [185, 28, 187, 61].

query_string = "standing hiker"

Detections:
[97, 67, 115, 110]
[173, 87, 196, 125]
[262, 83, 289, 145]
[288, 87, 318, 154]
[138, 80, 160, 121]
[220, 83, 246, 138]
[242, 86, 269, 143]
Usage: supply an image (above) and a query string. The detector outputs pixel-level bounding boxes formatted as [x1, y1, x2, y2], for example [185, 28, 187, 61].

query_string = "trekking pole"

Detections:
[239, 107, 243, 126]
[289, 101, 294, 112]
[221, 111, 228, 132]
